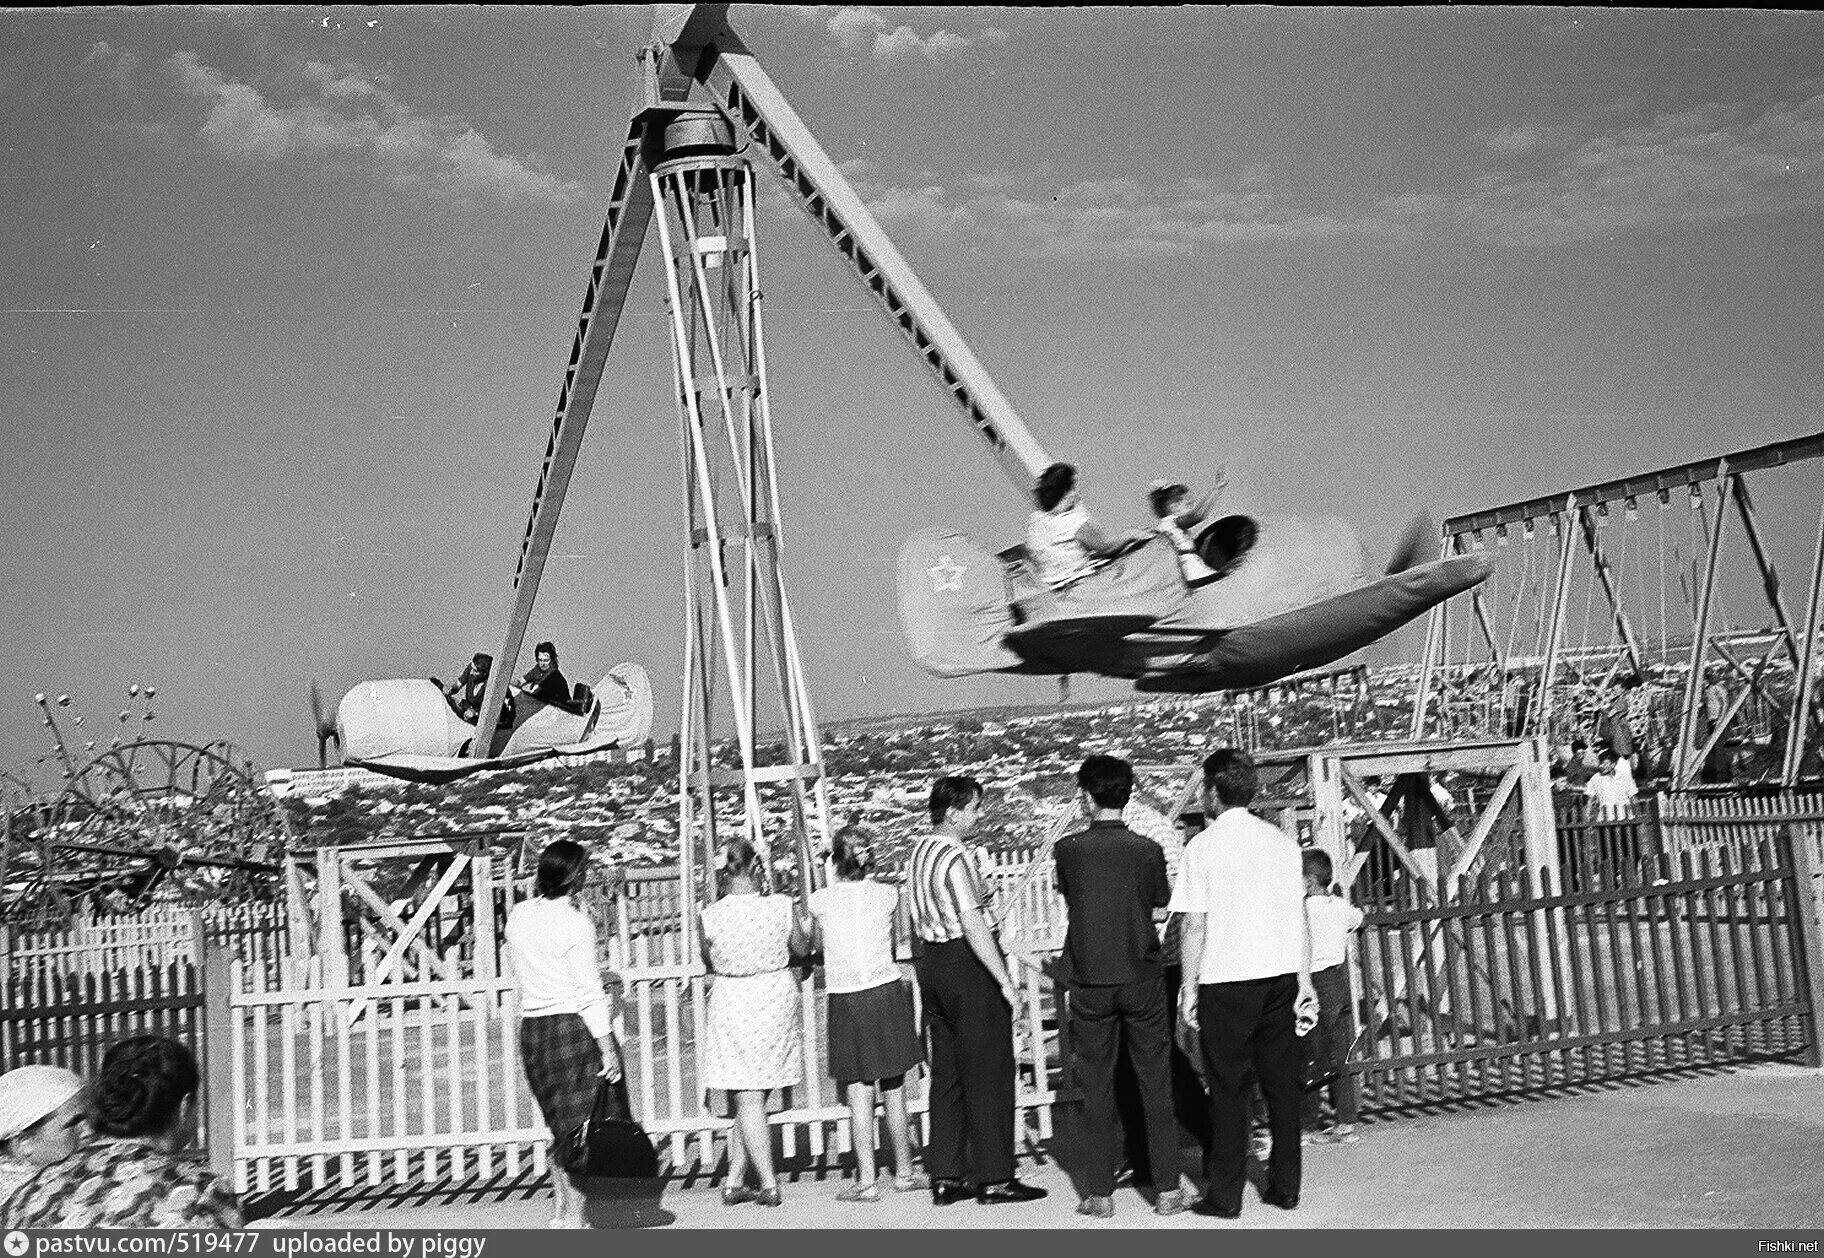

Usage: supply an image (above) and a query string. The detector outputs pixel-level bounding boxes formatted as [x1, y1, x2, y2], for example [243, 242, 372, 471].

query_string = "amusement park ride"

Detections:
[24, 3, 1672, 926]
[329, 3, 1487, 899]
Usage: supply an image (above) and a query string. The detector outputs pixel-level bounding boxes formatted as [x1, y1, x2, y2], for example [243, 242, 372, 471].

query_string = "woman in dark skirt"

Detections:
[506, 839, 625, 1229]
[803, 825, 927, 1202]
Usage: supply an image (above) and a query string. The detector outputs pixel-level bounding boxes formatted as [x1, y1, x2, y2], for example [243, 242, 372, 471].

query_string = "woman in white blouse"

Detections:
[506, 839, 624, 1229]
[1025, 463, 1149, 590]
[803, 826, 927, 1202]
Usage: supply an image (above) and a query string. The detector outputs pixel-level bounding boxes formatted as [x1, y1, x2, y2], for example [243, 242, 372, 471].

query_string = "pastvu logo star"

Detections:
[928, 553, 966, 593]
[5, 1230, 28, 1256]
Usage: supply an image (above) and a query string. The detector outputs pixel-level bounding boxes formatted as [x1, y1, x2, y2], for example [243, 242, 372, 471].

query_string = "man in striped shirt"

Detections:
[908, 775, 1047, 1207]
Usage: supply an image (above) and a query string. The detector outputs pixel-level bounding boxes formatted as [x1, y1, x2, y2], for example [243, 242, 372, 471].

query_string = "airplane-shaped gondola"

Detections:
[900, 513, 1490, 693]
[311, 664, 653, 784]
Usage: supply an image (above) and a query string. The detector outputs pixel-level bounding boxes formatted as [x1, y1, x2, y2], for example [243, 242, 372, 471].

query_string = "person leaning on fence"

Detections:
[1172, 748, 1317, 1220]
[909, 775, 1047, 1207]
[4, 1036, 240, 1230]
[0, 1065, 86, 1221]
[1299, 849, 1364, 1147]
[700, 838, 809, 1208]
[504, 838, 626, 1230]
[802, 824, 929, 1202]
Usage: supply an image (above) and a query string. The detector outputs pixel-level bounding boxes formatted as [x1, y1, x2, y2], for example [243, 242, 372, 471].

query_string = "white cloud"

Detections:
[791, 6, 1005, 64]
[831, 86, 1824, 257]
[846, 168, 1361, 259]
[1454, 91, 1824, 245]
[88, 44, 582, 208]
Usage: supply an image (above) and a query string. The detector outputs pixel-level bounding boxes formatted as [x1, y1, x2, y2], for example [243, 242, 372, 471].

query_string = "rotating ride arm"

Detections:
[474, 4, 1052, 754]
[691, 21, 1053, 493]
[471, 111, 661, 755]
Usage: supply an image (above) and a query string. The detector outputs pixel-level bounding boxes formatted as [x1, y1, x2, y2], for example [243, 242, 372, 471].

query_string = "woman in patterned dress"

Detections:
[3, 1036, 240, 1230]
[700, 838, 808, 1207]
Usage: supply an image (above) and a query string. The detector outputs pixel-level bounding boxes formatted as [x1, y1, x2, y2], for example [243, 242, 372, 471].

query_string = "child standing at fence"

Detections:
[803, 825, 928, 1202]
[701, 838, 809, 1208]
[1300, 850, 1364, 1145]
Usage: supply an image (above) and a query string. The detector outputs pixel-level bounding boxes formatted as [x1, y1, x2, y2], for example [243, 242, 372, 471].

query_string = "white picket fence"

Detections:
[213, 850, 1071, 1195]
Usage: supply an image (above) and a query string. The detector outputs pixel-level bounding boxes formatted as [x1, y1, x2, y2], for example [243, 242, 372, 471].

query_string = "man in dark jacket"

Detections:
[1056, 754, 1191, 1219]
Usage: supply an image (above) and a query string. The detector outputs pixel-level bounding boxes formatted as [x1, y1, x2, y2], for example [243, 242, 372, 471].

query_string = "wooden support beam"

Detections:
[1576, 504, 1645, 680]
[1731, 475, 1803, 671]
[1535, 496, 1580, 737]
[1445, 429, 1824, 538]
[1445, 763, 1524, 884]
[1338, 765, 1433, 901]
[1676, 467, 1731, 786]
[1784, 497, 1824, 785]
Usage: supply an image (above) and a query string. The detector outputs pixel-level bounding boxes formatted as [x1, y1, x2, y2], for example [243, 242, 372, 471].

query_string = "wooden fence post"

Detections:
[1780, 824, 1824, 1068]
[201, 939, 237, 1178]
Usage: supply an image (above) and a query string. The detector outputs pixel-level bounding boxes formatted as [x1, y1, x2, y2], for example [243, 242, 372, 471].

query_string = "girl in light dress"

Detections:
[802, 825, 928, 1202]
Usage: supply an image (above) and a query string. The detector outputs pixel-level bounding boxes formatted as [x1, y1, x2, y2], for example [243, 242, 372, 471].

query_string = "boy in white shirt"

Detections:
[1300, 849, 1364, 1145]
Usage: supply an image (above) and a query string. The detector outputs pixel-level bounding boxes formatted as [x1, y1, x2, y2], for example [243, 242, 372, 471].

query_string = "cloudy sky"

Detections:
[4, 6, 1824, 783]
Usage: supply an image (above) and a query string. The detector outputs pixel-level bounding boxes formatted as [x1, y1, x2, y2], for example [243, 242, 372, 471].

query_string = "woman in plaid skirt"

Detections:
[506, 838, 625, 1229]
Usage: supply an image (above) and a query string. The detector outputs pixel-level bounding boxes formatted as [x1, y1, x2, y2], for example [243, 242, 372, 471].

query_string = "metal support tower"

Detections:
[652, 112, 830, 927]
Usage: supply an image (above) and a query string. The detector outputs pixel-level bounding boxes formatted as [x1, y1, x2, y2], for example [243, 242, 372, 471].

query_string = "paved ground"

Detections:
[249, 1063, 1824, 1230]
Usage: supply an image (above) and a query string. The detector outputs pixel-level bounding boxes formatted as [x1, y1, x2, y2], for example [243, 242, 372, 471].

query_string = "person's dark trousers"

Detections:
[915, 938, 1016, 1186]
[1198, 973, 1302, 1212]
[1115, 964, 1210, 1176]
[1299, 965, 1360, 1129]
[1071, 975, 1179, 1198]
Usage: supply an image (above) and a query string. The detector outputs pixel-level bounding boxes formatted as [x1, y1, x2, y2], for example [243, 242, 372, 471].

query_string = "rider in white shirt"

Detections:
[1025, 463, 1148, 590]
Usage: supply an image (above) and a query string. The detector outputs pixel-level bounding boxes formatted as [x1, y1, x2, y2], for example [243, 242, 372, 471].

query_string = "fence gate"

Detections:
[220, 839, 545, 1196]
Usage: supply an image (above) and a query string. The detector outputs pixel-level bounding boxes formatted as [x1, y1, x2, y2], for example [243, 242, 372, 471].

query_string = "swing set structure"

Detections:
[1411, 431, 1824, 791]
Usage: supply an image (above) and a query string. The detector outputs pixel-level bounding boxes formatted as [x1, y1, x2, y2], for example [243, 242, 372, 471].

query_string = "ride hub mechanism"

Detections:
[651, 107, 830, 922]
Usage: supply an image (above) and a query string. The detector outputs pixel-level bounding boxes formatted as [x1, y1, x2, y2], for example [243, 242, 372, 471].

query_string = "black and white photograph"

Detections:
[3, 4, 1823, 1235]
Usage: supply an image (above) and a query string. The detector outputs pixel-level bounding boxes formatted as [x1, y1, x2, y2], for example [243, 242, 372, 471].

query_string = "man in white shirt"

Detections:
[1585, 749, 1637, 821]
[1171, 748, 1316, 1219]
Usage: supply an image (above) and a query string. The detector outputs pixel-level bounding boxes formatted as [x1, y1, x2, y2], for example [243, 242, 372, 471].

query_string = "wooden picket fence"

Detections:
[0, 956, 215, 1151]
[1352, 837, 1821, 1112]
[218, 956, 543, 1196]
[214, 922, 1067, 1195]
[15, 788, 1824, 1199]
[4, 903, 288, 990]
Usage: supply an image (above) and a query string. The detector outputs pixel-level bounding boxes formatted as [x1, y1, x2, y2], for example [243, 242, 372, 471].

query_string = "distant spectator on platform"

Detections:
[1560, 739, 1599, 790]
[701, 838, 808, 1208]
[4, 1037, 240, 1230]
[506, 838, 625, 1229]
[517, 641, 573, 710]
[0, 1065, 86, 1220]
[1584, 749, 1636, 821]
[1298, 850, 1363, 1147]
[803, 825, 927, 1202]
